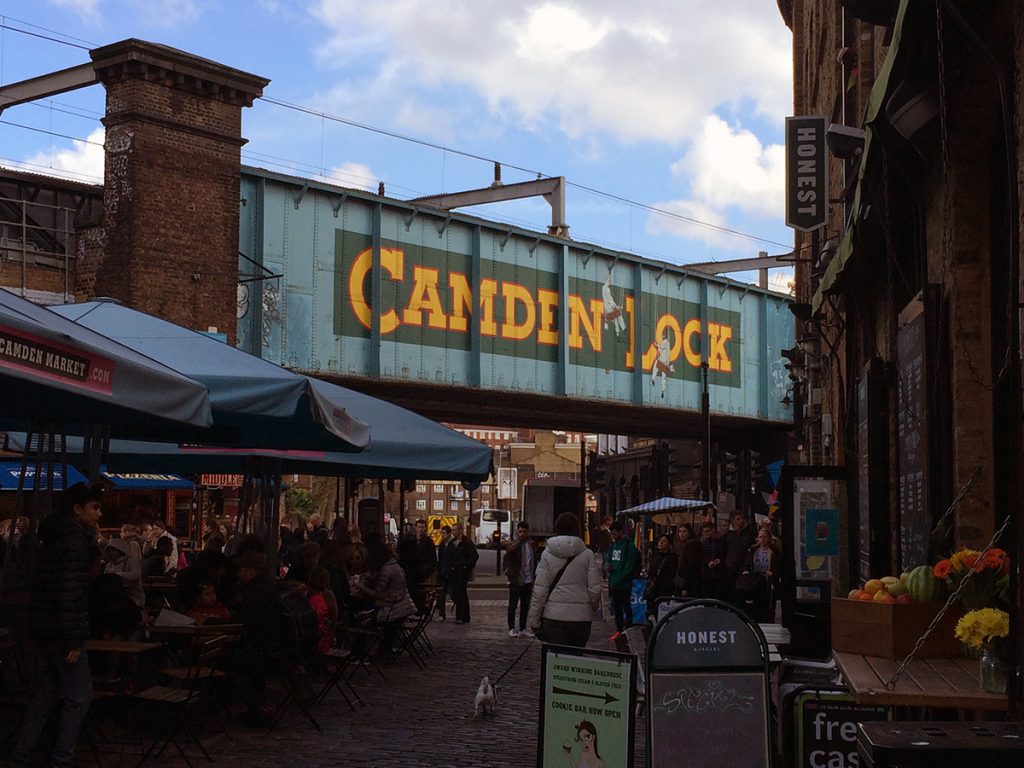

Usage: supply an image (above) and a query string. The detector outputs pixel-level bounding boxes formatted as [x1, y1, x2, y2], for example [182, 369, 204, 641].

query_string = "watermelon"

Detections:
[906, 565, 942, 603]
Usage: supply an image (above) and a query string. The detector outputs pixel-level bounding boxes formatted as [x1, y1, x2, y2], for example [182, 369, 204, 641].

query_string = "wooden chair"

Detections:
[387, 588, 438, 670]
[124, 632, 238, 767]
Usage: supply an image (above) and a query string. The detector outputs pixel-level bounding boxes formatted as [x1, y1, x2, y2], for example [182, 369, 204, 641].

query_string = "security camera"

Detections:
[825, 124, 865, 160]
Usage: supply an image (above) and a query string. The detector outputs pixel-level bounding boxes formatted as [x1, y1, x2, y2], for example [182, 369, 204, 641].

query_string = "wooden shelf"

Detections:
[834, 651, 1008, 710]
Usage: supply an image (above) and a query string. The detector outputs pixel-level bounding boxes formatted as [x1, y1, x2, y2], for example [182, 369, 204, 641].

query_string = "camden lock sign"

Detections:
[647, 600, 774, 768]
[785, 116, 827, 232]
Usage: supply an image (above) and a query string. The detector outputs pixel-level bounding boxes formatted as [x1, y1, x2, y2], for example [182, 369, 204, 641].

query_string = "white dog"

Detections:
[474, 675, 496, 718]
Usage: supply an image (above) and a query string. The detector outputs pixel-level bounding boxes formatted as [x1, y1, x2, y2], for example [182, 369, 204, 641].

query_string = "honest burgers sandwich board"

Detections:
[647, 599, 775, 768]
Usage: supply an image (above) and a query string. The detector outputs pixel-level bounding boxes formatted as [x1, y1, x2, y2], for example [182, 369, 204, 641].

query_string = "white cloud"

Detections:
[16, 127, 106, 182]
[324, 161, 379, 192]
[671, 114, 785, 219]
[48, 0, 101, 24]
[136, 0, 201, 28]
[646, 114, 785, 254]
[311, 0, 792, 144]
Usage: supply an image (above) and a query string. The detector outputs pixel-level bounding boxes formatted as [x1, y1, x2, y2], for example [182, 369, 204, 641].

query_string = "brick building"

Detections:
[779, 0, 1022, 593]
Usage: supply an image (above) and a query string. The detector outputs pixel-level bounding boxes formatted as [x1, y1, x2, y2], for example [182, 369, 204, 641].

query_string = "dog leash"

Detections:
[494, 638, 536, 686]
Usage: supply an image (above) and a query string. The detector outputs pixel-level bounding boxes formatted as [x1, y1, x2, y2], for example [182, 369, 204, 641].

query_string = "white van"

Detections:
[469, 508, 515, 548]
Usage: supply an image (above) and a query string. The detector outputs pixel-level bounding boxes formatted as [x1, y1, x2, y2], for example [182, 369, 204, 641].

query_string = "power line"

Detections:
[258, 96, 791, 249]
[0, 119, 103, 146]
[3, 18, 790, 250]
[0, 20, 93, 50]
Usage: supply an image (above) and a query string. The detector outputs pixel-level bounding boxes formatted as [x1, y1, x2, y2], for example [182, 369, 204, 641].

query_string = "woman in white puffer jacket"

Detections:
[527, 513, 603, 647]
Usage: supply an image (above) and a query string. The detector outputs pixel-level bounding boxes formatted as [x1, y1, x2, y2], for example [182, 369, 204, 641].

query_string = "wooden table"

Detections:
[834, 651, 1008, 710]
[84, 639, 162, 654]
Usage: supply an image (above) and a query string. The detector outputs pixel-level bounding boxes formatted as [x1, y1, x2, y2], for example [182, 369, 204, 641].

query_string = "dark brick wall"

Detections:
[75, 40, 267, 343]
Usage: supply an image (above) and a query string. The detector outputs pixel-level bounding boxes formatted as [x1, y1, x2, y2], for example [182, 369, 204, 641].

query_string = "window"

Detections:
[415, 499, 426, 511]
[481, 486, 490, 495]
[450, 501, 459, 511]
[433, 484, 444, 493]
[433, 499, 444, 511]
[416, 484, 426, 494]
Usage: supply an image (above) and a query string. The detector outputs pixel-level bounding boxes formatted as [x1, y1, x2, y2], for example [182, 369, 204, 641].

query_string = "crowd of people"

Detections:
[600, 511, 782, 635]
[10, 481, 780, 766]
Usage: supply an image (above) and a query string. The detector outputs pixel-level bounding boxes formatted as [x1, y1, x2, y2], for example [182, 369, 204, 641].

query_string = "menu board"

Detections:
[649, 672, 769, 768]
[897, 303, 928, 571]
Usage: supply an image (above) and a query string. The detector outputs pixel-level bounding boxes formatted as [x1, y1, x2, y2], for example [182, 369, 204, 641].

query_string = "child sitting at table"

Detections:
[306, 567, 338, 653]
[185, 581, 231, 625]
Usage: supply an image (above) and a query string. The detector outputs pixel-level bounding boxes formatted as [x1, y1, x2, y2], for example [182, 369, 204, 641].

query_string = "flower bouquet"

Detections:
[932, 547, 1009, 611]
[954, 608, 1009, 650]
[954, 607, 1010, 694]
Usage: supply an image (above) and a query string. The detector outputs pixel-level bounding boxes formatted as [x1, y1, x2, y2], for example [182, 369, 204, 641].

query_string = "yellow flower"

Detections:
[950, 549, 980, 574]
[955, 608, 1010, 649]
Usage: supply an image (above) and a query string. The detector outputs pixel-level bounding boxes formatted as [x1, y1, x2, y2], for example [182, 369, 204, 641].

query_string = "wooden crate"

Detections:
[831, 598, 963, 658]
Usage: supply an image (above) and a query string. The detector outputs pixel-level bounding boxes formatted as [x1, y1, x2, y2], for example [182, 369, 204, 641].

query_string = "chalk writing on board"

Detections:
[653, 680, 754, 714]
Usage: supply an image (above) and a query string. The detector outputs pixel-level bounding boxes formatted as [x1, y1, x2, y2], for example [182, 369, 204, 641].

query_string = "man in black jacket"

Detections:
[503, 522, 539, 637]
[435, 525, 454, 621]
[14, 483, 102, 768]
[448, 523, 478, 624]
[414, 518, 438, 584]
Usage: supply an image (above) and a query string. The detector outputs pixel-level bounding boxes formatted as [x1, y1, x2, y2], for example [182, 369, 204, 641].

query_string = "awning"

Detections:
[0, 288, 212, 438]
[811, 0, 910, 313]
[50, 300, 370, 453]
[0, 459, 88, 490]
[100, 470, 193, 491]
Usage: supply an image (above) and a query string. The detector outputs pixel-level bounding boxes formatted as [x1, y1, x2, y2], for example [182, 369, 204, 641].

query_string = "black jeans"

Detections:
[449, 573, 470, 622]
[436, 580, 449, 618]
[14, 642, 93, 768]
[539, 618, 591, 648]
[507, 582, 534, 631]
[610, 585, 633, 631]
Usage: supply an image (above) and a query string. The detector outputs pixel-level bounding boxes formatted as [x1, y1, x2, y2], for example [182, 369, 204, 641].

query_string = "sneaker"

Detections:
[508, 628, 520, 638]
[608, 630, 622, 641]
[454, 619, 467, 624]
[436, 616, 446, 623]
[520, 629, 535, 639]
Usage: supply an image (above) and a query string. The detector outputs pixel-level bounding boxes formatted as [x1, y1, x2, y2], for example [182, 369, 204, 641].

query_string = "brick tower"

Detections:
[78, 40, 268, 342]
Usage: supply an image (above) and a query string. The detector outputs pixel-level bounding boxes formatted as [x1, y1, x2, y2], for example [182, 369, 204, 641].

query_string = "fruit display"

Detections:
[847, 565, 943, 605]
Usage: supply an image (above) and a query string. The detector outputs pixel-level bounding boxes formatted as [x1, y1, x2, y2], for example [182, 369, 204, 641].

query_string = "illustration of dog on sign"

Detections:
[650, 328, 675, 397]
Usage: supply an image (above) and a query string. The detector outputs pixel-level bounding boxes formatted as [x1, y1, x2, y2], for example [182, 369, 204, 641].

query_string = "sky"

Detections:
[0, 1, 796, 291]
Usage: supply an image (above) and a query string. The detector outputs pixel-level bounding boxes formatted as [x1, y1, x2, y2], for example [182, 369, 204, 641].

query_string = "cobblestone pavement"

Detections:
[99, 599, 643, 768]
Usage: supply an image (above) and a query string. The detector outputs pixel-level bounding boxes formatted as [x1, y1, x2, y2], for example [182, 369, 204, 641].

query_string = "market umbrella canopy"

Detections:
[8, 381, 494, 485]
[617, 496, 716, 526]
[0, 288, 212, 435]
[50, 300, 370, 452]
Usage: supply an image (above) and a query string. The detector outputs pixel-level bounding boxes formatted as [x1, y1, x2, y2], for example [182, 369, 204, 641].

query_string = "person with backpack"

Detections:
[447, 523, 479, 624]
[607, 520, 639, 639]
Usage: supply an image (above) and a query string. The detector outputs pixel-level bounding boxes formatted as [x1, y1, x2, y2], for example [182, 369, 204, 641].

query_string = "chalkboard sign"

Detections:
[897, 301, 928, 570]
[647, 600, 774, 768]
[650, 671, 769, 768]
[857, 373, 871, 584]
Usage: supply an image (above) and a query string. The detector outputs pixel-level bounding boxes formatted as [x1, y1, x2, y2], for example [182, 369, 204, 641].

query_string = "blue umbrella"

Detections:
[0, 288, 211, 435]
[50, 300, 369, 452]
[41, 301, 492, 484]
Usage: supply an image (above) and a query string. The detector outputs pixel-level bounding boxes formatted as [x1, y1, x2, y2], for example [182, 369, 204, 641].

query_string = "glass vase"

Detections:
[979, 646, 1008, 695]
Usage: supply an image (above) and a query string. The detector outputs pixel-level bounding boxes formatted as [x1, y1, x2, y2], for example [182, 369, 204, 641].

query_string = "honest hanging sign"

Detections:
[538, 645, 636, 768]
[785, 116, 827, 232]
